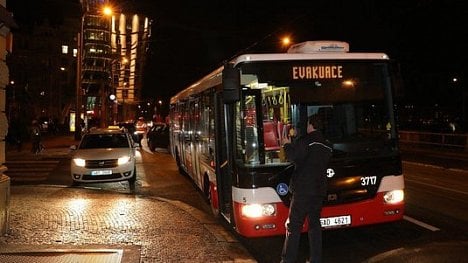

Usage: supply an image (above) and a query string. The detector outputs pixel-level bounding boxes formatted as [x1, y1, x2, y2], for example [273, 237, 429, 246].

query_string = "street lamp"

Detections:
[281, 36, 292, 51]
[103, 6, 113, 16]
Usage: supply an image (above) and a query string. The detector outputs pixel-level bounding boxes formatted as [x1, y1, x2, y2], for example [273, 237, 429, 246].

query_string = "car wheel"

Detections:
[149, 140, 156, 151]
[128, 166, 137, 184]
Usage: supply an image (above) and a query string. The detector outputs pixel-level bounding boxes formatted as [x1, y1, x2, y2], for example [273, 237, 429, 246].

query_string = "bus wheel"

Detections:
[175, 148, 184, 174]
[204, 175, 219, 216]
[203, 175, 211, 202]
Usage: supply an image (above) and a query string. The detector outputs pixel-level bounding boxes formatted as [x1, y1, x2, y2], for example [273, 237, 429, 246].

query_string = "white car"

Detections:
[71, 128, 136, 185]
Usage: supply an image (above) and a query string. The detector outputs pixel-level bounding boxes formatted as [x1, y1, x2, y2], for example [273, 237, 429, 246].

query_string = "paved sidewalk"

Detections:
[2, 134, 256, 262]
[0, 185, 255, 262]
[6, 133, 76, 160]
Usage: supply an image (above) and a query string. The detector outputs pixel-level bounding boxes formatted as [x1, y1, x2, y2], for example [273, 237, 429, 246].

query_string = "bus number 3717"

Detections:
[169, 40, 405, 238]
[361, 176, 377, 186]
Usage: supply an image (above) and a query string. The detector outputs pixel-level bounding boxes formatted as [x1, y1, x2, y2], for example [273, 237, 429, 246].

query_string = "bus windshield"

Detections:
[235, 60, 398, 165]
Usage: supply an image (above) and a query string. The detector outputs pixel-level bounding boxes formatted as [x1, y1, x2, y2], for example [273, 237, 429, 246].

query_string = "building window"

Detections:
[73, 48, 78, 57]
[62, 45, 69, 54]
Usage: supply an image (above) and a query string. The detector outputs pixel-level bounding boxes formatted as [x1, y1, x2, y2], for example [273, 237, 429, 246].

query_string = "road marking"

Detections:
[403, 215, 440, 231]
[405, 178, 468, 196]
[142, 148, 153, 154]
[139, 180, 150, 187]
[403, 160, 468, 174]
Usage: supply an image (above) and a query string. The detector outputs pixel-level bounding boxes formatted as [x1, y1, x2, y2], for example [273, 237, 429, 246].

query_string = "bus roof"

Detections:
[232, 52, 389, 66]
[170, 67, 224, 104]
[170, 43, 390, 104]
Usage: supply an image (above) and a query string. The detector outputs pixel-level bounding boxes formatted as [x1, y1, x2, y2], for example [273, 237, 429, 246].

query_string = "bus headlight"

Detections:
[73, 158, 86, 167]
[241, 203, 276, 218]
[383, 190, 404, 204]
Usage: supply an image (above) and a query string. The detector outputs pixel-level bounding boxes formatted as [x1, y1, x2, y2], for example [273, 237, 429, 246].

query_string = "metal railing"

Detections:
[399, 130, 468, 150]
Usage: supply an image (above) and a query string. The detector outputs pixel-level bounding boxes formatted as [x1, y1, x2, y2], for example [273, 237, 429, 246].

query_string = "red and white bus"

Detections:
[169, 41, 405, 238]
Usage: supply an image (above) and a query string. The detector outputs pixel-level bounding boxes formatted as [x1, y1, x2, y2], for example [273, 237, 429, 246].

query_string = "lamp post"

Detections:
[74, 14, 84, 140]
[99, 6, 114, 128]
[121, 58, 129, 122]
[75, 4, 116, 134]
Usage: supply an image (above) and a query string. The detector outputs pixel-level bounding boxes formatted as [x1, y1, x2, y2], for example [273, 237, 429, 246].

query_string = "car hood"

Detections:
[72, 148, 134, 160]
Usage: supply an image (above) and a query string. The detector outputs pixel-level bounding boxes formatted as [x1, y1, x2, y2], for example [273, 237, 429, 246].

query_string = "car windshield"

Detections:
[80, 133, 129, 149]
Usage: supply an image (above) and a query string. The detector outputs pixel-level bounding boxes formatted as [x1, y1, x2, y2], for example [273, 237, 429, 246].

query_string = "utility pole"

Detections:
[74, 29, 82, 140]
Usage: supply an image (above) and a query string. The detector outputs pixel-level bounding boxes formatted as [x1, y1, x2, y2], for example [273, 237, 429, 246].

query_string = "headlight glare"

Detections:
[262, 204, 276, 216]
[241, 203, 276, 218]
[118, 156, 131, 165]
[73, 158, 86, 167]
[384, 190, 404, 204]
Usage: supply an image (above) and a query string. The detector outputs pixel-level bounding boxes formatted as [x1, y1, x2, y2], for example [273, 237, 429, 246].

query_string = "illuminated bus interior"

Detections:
[236, 61, 398, 166]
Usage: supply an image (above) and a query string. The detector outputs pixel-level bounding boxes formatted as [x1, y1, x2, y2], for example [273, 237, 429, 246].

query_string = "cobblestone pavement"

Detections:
[0, 185, 255, 262]
[3, 134, 253, 263]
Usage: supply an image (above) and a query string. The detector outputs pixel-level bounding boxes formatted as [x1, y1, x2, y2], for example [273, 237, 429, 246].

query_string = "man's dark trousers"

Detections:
[281, 194, 323, 263]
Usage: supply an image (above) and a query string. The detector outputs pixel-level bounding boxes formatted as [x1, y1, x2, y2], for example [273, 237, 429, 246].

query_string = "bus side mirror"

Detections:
[223, 63, 240, 104]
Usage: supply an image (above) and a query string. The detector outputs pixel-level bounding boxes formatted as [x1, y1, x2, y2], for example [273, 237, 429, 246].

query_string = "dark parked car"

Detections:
[117, 122, 141, 146]
[147, 123, 169, 151]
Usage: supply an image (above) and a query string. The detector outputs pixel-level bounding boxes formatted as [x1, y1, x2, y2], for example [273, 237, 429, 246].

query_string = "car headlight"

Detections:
[241, 203, 276, 218]
[118, 156, 131, 165]
[384, 190, 404, 204]
[73, 158, 86, 167]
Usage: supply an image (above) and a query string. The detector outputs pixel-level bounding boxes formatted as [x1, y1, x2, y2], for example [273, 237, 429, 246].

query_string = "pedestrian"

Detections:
[134, 117, 147, 146]
[8, 117, 23, 151]
[30, 119, 43, 154]
[280, 114, 333, 263]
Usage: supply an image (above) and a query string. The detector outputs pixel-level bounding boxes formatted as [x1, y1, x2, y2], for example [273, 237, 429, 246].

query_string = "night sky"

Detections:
[7, 0, 468, 107]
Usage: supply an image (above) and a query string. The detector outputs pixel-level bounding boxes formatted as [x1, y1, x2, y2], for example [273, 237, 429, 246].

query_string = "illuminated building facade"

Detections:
[110, 12, 151, 122]
[80, 0, 151, 125]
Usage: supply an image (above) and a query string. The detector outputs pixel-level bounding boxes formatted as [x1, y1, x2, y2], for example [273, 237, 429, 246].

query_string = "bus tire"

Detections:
[204, 175, 219, 217]
[175, 148, 184, 174]
[203, 175, 210, 202]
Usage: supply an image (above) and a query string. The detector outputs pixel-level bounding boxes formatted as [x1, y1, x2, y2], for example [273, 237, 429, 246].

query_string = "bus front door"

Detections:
[214, 92, 234, 223]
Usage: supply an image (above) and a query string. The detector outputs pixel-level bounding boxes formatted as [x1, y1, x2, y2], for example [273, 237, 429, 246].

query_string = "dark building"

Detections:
[7, 5, 80, 128]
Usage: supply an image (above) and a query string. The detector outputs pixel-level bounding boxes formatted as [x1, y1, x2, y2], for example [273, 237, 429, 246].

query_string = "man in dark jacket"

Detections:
[280, 114, 333, 263]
